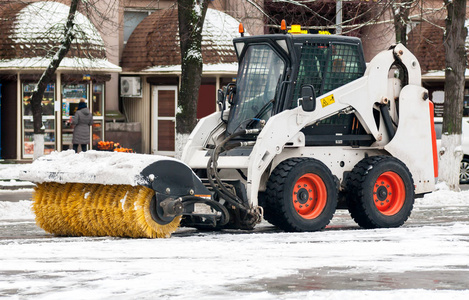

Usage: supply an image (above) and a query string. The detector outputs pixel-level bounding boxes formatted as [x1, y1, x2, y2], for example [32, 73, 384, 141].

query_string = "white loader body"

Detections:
[182, 44, 436, 208]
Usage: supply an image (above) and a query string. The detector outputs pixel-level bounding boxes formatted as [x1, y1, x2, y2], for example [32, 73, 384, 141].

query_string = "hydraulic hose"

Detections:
[379, 103, 396, 140]
[206, 128, 260, 211]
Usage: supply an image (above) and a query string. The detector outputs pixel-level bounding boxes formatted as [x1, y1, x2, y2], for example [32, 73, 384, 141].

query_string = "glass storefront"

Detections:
[61, 84, 88, 150]
[61, 83, 104, 151]
[22, 83, 56, 158]
[20, 81, 105, 158]
[91, 84, 104, 149]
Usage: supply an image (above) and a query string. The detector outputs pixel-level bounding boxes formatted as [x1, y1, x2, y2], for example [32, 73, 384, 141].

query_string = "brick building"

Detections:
[1, 0, 469, 160]
[0, 0, 248, 159]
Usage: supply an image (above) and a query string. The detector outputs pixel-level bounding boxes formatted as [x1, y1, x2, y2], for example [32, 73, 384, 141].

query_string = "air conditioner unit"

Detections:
[120, 77, 142, 97]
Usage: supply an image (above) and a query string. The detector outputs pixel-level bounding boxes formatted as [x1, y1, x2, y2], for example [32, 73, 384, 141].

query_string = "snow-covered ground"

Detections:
[0, 186, 468, 299]
[0, 162, 29, 188]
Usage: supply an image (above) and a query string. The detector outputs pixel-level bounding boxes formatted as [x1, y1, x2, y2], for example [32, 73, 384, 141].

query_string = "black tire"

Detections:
[346, 156, 414, 229]
[460, 157, 469, 184]
[264, 158, 338, 232]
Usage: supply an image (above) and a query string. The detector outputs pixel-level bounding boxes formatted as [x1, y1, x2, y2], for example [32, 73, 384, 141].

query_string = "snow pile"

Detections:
[0, 165, 35, 188]
[0, 200, 34, 220]
[0, 166, 21, 180]
[18, 150, 183, 186]
[419, 186, 469, 206]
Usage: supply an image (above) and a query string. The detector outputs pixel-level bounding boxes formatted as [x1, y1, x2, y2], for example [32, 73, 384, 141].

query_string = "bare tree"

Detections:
[262, 0, 444, 47]
[29, 0, 80, 160]
[391, 0, 412, 46]
[2, 0, 119, 159]
[440, 0, 468, 190]
[176, 0, 210, 136]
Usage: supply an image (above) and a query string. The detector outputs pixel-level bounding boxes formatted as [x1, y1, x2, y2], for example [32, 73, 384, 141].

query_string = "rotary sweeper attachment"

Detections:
[20, 150, 227, 238]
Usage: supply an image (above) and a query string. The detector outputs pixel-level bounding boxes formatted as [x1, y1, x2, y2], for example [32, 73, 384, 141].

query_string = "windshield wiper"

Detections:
[254, 98, 274, 120]
[247, 99, 275, 129]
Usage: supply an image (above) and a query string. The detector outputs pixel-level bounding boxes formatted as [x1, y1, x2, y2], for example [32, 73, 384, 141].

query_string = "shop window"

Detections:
[432, 91, 444, 117]
[22, 83, 56, 158]
[92, 84, 104, 149]
[62, 84, 88, 150]
[61, 83, 104, 151]
[92, 84, 103, 116]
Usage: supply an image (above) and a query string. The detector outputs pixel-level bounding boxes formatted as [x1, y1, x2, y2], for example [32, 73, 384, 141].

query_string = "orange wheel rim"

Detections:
[373, 171, 405, 216]
[292, 173, 327, 219]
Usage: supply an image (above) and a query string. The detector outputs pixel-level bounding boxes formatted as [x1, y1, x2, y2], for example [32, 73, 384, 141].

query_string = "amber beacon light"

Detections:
[239, 23, 244, 37]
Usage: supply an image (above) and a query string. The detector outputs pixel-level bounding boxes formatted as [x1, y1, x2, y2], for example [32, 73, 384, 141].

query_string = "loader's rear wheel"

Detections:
[346, 156, 414, 229]
[264, 158, 338, 232]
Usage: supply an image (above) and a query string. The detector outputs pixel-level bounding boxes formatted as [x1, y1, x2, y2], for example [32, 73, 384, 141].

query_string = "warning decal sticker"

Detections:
[321, 94, 335, 108]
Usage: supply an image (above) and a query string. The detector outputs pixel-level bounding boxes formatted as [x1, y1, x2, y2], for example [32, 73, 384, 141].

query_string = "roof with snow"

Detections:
[407, 19, 469, 76]
[121, 7, 241, 73]
[0, 1, 121, 72]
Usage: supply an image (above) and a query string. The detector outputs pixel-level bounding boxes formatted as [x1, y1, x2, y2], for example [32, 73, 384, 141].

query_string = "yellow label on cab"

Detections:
[321, 94, 335, 108]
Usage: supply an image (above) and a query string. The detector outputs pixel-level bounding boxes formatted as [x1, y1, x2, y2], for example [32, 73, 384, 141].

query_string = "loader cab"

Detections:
[227, 35, 293, 136]
[226, 33, 367, 145]
[289, 35, 366, 108]
[289, 35, 368, 146]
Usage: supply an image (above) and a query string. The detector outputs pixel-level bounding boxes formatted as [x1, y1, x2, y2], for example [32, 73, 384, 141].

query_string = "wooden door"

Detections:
[152, 86, 177, 156]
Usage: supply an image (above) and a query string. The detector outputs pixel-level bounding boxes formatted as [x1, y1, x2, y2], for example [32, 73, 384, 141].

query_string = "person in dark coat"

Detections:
[72, 99, 93, 152]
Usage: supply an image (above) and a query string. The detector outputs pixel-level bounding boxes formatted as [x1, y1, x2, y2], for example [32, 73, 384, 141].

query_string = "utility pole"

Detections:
[336, 0, 342, 35]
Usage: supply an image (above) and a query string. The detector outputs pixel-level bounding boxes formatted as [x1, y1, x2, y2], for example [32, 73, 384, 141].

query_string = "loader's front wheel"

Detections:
[346, 156, 414, 229]
[264, 158, 338, 232]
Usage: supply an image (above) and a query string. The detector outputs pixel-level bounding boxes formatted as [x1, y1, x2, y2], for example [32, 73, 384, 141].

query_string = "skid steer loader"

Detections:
[21, 25, 438, 238]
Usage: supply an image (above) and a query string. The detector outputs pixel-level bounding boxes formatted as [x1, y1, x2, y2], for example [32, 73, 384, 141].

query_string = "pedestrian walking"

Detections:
[72, 99, 93, 152]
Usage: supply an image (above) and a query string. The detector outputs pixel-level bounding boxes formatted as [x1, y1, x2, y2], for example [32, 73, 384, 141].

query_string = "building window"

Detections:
[432, 90, 444, 117]
[124, 11, 152, 44]
[92, 83, 104, 149]
[62, 84, 88, 151]
[22, 83, 56, 158]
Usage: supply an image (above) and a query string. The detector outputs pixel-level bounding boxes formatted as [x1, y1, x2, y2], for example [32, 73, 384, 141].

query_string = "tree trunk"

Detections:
[29, 0, 79, 159]
[33, 134, 44, 161]
[440, 0, 467, 190]
[392, 0, 410, 46]
[176, 0, 209, 135]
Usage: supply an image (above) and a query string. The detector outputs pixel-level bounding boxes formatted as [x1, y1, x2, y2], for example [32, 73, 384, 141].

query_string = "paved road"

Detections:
[0, 190, 33, 202]
[0, 196, 468, 298]
[1, 184, 468, 202]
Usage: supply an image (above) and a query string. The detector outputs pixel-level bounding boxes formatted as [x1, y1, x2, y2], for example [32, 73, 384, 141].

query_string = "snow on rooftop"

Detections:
[203, 8, 247, 50]
[12, 1, 103, 48]
[0, 1, 120, 71]
[139, 8, 242, 73]
[143, 62, 238, 73]
[0, 57, 121, 72]
[422, 69, 469, 78]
